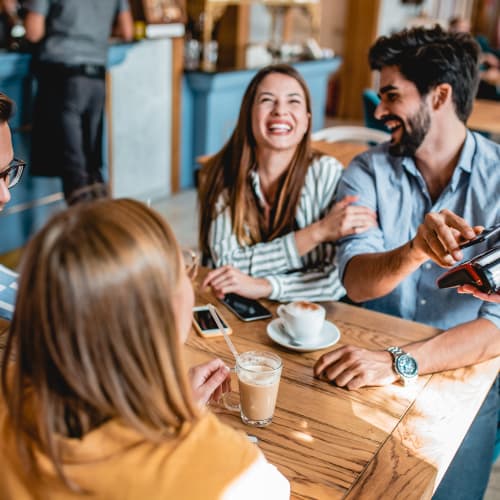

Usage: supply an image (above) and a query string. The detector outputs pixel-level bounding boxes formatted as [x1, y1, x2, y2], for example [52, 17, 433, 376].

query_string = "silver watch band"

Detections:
[386, 346, 417, 386]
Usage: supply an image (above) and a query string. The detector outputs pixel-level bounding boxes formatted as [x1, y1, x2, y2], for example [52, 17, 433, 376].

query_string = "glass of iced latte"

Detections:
[223, 351, 282, 427]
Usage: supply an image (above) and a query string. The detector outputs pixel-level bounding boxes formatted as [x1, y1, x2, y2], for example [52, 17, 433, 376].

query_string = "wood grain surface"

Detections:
[1, 274, 497, 499]
[311, 141, 368, 168]
[468, 99, 500, 135]
[188, 273, 500, 499]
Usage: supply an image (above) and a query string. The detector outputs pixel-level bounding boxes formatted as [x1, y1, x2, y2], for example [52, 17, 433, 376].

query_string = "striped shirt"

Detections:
[207, 155, 346, 302]
[0, 265, 17, 321]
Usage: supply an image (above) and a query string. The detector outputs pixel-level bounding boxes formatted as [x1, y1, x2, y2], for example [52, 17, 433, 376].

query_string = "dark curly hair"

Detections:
[369, 25, 480, 123]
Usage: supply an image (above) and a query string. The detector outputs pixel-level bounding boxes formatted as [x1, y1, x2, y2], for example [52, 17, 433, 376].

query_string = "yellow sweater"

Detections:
[0, 408, 263, 500]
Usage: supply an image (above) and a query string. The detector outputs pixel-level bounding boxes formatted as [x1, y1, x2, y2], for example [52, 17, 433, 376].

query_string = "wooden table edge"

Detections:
[345, 356, 500, 499]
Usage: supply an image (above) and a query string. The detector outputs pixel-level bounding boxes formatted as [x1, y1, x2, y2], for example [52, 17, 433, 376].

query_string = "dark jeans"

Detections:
[31, 64, 106, 201]
[433, 376, 499, 500]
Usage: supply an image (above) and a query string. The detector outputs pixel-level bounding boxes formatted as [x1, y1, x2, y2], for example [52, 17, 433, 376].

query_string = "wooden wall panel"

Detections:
[338, 0, 380, 120]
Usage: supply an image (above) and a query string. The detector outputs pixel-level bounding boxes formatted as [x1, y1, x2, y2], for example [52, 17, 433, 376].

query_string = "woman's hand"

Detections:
[315, 195, 377, 243]
[202, 265, 272, 299]
[458, 285, 500, 303]
[189, 358, 231, 406]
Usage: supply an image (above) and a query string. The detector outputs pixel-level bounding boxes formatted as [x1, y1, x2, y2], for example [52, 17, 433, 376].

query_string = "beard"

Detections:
[385, 102, 431, 157]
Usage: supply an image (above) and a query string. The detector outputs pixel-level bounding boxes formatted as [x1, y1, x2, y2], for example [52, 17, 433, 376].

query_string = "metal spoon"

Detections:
[279, 322, 304, 347]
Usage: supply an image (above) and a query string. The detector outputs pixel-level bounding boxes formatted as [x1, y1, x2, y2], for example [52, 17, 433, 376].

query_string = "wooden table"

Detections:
[468, 99, 500, 135]
[312, 140, 368, 167]
[1, 285, 497, 498]
[187, 280, 500, 499]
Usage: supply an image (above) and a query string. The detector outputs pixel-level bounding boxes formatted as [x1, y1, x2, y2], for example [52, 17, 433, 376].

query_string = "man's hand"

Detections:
[189, 358, 231, 406]
[411, 209, 482, 267]
[313, 345, 397, 390]
[458, 285, 500, 303]
[202, 265, 272, 299]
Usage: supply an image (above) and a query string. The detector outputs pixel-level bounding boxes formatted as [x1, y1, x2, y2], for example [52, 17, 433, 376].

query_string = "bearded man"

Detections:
[315, 26, 500, 500]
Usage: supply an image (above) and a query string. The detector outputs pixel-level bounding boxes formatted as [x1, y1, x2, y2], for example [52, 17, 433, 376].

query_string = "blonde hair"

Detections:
[1, 198, 199, 490]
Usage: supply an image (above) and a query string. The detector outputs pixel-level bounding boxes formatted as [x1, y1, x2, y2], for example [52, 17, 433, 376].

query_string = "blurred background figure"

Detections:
[449, 15, 500, 101]
[0, 0, 25, 50]
[23, 0, 134, 202]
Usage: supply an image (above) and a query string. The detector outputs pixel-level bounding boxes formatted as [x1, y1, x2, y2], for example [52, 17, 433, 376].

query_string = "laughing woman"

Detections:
[199, 64, 377, 302]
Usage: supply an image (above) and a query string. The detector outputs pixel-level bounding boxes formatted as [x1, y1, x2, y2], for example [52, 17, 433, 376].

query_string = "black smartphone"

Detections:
[459, 224, 500, 249]
[220, 293, 272, 322]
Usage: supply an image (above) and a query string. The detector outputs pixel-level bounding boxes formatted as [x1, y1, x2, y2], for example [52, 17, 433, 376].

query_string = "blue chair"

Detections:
[494, 406, 500, 463]
[362, 89, 389, 132]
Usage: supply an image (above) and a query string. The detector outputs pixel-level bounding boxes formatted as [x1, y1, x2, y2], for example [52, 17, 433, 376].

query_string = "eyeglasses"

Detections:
[0, 158, 25, 188]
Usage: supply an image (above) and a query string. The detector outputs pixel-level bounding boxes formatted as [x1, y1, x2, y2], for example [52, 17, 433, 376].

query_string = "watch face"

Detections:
[396, 354, 418, 378]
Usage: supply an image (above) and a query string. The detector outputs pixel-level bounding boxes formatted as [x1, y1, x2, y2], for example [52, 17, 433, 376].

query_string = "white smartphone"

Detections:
[192, 305, 232, 338]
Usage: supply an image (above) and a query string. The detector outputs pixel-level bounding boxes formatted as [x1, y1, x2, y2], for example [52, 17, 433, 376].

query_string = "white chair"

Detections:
[312, 125, 390, 144]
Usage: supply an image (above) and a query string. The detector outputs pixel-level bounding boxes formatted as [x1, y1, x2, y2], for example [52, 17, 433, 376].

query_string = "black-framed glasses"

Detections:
[0, 158, 25, 188]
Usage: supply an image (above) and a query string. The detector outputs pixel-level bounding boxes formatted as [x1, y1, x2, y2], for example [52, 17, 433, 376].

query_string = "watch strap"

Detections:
[386, 346, 418, 385]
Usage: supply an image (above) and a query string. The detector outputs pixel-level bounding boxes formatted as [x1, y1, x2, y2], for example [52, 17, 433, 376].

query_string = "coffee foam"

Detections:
[287, 301, 322, 316]
[239, 364, 277, 385]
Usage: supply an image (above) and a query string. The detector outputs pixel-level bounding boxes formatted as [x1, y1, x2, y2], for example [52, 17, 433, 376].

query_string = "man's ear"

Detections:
[432, 83, 452, 110]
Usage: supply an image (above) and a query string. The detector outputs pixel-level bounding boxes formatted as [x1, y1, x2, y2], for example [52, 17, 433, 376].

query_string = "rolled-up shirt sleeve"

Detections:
[118, 0, 130, 12]
[335, 153, 385, 284]
[23, 0, 49, 14]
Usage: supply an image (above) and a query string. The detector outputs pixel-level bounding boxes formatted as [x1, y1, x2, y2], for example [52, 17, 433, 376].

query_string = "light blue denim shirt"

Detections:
[336, 130, 500, 330]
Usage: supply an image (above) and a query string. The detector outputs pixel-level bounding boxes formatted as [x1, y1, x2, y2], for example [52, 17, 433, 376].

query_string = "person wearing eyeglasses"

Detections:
[0, 92, 24, 321]
[0, 92, 24, 211]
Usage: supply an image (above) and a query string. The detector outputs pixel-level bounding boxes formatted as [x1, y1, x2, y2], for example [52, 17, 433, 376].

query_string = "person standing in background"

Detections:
[23, 0, 133, 203]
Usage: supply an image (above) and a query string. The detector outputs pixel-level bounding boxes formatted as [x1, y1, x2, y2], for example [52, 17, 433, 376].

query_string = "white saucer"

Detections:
[266, 318, 341, 353]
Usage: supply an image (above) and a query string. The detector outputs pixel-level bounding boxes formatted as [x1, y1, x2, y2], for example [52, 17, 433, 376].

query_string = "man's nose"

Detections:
[0, 178, 11, 209]
[374, 100, 388, 121]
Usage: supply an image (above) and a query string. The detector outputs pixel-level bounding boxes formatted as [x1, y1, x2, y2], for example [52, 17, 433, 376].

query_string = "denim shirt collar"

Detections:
[399, 129, 476, 192]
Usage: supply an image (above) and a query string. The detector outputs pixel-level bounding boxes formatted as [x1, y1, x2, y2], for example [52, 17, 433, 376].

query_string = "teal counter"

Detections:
[0, 43, 151, 254]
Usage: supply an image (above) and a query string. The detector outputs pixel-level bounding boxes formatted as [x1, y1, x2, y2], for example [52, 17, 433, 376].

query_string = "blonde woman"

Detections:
[0, 199, 289, 498]
[199, 64, 377, 303]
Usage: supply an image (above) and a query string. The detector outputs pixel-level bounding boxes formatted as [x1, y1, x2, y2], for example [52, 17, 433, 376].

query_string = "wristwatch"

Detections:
[386, 346, 418, 386]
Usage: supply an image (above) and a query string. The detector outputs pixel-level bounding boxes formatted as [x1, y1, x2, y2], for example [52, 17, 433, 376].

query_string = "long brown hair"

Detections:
[1, 198, 199, 490]
[198, 64, 317, 260]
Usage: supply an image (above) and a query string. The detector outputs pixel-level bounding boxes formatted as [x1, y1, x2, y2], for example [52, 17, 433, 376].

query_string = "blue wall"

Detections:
[181, 57, 342, 188]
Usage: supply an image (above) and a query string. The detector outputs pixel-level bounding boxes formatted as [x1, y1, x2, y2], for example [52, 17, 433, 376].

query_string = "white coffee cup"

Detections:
[276, 301, 325, 344]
